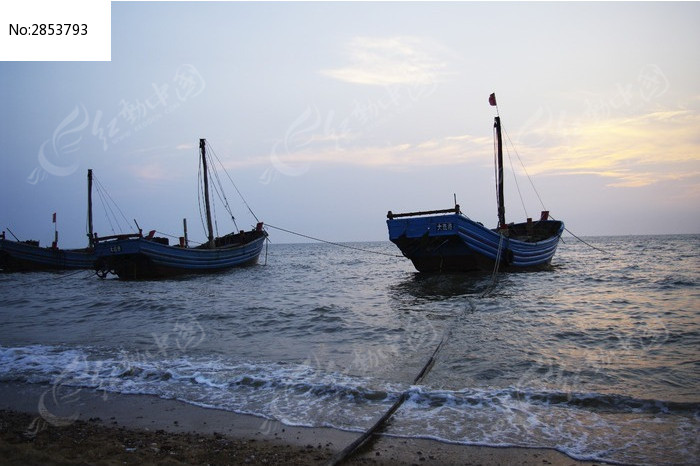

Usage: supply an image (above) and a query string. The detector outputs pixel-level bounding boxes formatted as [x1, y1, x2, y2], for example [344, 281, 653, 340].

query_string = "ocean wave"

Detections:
[405, 386, 700, 416]
[1, 343, 698, 465]
[2, 344, 697, 418]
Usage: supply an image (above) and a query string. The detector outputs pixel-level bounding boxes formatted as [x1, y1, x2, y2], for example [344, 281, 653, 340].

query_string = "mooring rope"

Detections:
[325, 230, 506, 465]
[541, 213, 615, 257]
[480, 232, 505, 298]
[154, 231, 204, 246]
[264, 224, 403, 258]
[325, 309, 461, 466]
[327, 298, 479, 466]
[563, 226, 615, 256]
[2, 268, 94, 286]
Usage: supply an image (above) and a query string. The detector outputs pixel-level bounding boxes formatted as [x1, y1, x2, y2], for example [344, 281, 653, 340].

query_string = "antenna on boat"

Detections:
[52, 212, 58, 249]
[490, 93, 506, 229]
[200, 138, 215, 249]
[495, 115, 506, 229]
[87, 169, 94, 247]
[6, 227, 20, 241]
[133, 219, 142, 237]
[182, 218, 189, 248]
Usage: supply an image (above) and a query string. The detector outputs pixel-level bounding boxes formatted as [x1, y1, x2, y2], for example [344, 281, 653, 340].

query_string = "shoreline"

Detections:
[0, 381, 604, 465]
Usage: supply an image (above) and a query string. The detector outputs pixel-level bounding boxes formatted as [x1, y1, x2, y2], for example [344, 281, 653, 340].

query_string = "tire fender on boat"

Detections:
[502, 249, 514, 266]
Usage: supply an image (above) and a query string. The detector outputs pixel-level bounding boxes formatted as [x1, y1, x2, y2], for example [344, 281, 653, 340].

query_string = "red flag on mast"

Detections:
[489, 93, 497, 106]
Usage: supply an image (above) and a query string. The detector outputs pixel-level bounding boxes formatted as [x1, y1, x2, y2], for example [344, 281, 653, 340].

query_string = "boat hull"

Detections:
[94, 231, 267, 279]
[0, 239, 94, 272]
[387, 213, 563, 273]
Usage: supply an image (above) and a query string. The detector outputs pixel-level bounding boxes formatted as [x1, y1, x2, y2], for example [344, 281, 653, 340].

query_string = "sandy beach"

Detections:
[0, 382, 605, 465]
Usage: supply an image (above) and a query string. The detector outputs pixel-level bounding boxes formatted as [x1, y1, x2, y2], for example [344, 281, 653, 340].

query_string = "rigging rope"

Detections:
[504, 139, 528, 220]
[154, 230, 204, 245]
[211, 178, 220, 237]
[264, 224, 403, 258]
[205, 148, 239, 231]
[205, 141, 260, 223]
[196, 157, 208, 238]
[94, 186, 116, 235]
[91, 175, 134, 236]
[502, 126, 548, 213]
[93, 176, 132, 231]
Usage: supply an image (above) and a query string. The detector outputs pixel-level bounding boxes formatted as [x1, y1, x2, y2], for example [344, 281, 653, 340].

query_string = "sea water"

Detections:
[1, 235, 698, 465]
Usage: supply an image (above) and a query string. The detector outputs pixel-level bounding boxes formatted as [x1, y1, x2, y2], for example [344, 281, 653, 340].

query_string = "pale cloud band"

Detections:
[520, 108, 700, 189]
[321, 36, 450, 86]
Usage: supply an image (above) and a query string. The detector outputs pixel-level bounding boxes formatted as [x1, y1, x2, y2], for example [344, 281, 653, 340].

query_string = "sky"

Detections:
[1, 1, 699, 247]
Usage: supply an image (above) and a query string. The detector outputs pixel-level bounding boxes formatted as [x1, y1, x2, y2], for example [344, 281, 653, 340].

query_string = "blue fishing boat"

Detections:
[94, 139, 267, 279]
[387, 94, 564, 273]
[1, 170, 97, 272]
[0, 236, 94, 271]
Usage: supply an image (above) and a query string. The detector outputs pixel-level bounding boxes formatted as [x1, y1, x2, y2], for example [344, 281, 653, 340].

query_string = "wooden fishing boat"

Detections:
[93, 139, 267, 279]
[387, 94, 564, 273]
[0, 170, 97, 272]
[0, 236, 94, 271]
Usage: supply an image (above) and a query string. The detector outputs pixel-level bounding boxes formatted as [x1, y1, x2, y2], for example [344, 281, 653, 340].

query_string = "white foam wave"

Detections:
[1, 344, 697, 465]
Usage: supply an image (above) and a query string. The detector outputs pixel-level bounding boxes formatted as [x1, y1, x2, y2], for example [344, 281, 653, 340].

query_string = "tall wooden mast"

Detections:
[494, 116, 506, 229]
[87, 169, 94, 247]
[200, 139, 215, 248]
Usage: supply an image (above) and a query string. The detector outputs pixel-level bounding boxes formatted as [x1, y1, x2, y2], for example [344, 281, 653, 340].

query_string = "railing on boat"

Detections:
[387, 205, 461, 220]
[93, 233, 143, 243]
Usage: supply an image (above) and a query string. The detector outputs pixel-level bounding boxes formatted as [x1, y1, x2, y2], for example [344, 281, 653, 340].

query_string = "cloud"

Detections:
[125, 144, 197, 181]
[131, 162, 171, 181]
[322, 36, 450, 86]
[511, 108, 700, 189]
[156, 104, 699, 202]
[244, 133, 492, 173]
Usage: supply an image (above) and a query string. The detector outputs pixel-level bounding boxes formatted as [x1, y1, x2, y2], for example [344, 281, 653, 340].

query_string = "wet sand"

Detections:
[0, 382, 604, 465]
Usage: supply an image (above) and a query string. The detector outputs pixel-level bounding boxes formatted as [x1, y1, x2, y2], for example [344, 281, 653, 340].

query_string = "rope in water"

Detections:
[325, 310, 459, 466]
[264, 224, 403, 258]
[327, 225, 507, 464]
[480, 231, 505, 298]
[0, 268, 94, 286]
[327, 276, 496, 465]
[564, 227, 615, 256]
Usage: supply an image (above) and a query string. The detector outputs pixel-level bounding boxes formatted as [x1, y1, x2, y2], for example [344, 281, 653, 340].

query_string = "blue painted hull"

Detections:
[94, 231, 267, 279]
[0, 239, 95, 271]
[387, 213, 564, 273]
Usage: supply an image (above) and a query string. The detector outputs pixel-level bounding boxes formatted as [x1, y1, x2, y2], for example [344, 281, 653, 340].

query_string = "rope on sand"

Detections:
[325, 300, 477, 466]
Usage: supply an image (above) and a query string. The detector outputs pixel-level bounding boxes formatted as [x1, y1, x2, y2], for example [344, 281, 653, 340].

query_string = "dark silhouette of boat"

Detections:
[1, 170, 97, 272]
[94, 139, 267, 279]
[387, 94, 564, 273]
